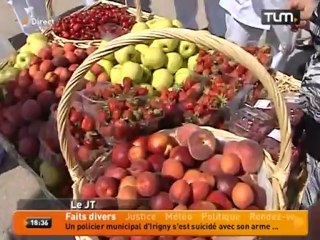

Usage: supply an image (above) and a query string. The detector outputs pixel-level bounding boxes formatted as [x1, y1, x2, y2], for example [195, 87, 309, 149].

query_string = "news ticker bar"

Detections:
[13, 210, 308, 236]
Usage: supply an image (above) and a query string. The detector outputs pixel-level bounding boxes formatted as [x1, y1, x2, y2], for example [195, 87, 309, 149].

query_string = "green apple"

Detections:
[166, 52, 183, 74]
[187, 54, 199, 71]
[39, 161, 63, 188]
[84, 71, 96, 82]
[146, 18, 173, 29]
[178, 41, 198, 59]
[135, 44, 149, 54]
[0, 66, 19, 84]
[19, 44, 31, 53]
[140, 64, 152, 82]
[121, 61, 143, 83]
[174, 68, 192, 86]
[140, 83, 154, 96]
[26, 32, 48, 44]
[131, 22, 149, 32]
[152, 68, 173, 91]
[14, 51, 33, 70]
[114, 45, 140, 64]
[150, 39, 179, 53]
[97, 59, 114, 75]
[141, 47, 167, 70]
[110, 64, 123, 85]
[172, 19, 184, 28]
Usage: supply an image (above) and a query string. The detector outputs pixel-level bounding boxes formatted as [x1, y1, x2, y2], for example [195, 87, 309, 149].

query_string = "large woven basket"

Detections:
[43, 0, 159, 48]
[56, 29, 305, 239]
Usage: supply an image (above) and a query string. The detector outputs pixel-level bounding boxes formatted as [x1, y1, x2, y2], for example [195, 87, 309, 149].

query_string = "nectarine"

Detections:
[169, 179, 191, 205]
[231, 182, 255, 209]
[161, 159, 185, 180]
[136, 172, 160, 197]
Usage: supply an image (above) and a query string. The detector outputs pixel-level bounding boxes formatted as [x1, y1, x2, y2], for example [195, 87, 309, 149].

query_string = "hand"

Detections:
[288, 0, 317, 20]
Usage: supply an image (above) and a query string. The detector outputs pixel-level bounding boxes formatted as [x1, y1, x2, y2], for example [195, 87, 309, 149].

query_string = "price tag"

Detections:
[267, 129, 281, 142]
[254, 99, 272, 109]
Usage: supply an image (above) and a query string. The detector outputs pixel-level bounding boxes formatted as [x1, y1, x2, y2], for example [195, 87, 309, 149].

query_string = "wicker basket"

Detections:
[56, 29, 306, 239]
[43, 0, 160, 48]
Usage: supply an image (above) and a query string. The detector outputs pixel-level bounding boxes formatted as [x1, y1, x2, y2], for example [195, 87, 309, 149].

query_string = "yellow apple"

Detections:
[150, 39, 179, 53]
[14, 51, 34, 70]
[97, 59, 114, 75]
[114, 45, 140, 64]
[166, 52, 183, 74]
[121, 61, 143, 83]
[135, 44, 149, 54]
[172, 19, 184, 28]
[146, 19, 173, 29]
[141, 47, 167, 70]
[84, 71, 96, 82]
[187, 54, 199, 71]
[174, 68, 192, 86]
[152, 68, 173, 91]
[131, 22, 149, 32]
[140, 64, 152, 83]
[110, 64, 123, 85]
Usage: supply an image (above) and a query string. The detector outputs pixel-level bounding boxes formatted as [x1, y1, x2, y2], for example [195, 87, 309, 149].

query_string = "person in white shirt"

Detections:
[218, 0, 298, 72]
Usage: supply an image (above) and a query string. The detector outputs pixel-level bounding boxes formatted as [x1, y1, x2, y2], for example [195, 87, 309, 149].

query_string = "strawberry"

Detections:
[81, 115, 95, 132]
[112, 109, 122, 120]
[113, 120, 128, 140]
[122, 109, 133, 120]
[69, 109, 83, 124]
[256, 52, 272, 66]
[136, 87, 148, 96]
[102, 88, 113, 99]
[122, 77, 133, 91]
[183, 78, 195, 90]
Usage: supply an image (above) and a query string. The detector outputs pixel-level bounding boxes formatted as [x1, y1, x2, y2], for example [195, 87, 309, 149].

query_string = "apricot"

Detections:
[80, 182, 97, 199]
[183, 169, 202, 184]
[223, 141, 239, 155]
[173, 204, 187, 210]
[119, 176, 137, 189]
[104, 166, 128, 180]
[147, 154, 165, 172]
[176, 123, 201, 146]
[95, 176, 119, 198]
[169, 146, 195, 167]
[216, 175, 239, 197]
[150, 192, 174, 210]
[137, 172, 160, 197]
[117, 186, 138, 209]
[128, 145, 147, 162]
[169, 179, 191, 205]
[220, 153, 242, 175]
[231, 182, 255, 209]
[129, 160, 152, 177]
[200, 154, 223, 176]
[199, 173, 215, 186]
[237, 139, 264, 173]
[189, 201, 217, 210]
[239, 177, 266, 210]
[206, 191, 233, 210]
[161, 159, 184, 180]
[191, 181, 210, 201]
[187, 129, 216, 161]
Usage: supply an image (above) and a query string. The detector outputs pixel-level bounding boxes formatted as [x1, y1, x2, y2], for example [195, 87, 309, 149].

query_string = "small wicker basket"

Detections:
[56, 28, 306, 240]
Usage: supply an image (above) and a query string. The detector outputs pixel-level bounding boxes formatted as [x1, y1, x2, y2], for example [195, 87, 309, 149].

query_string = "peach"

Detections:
[38, 47, 53, 60]
[237, 140, 264, 173]
[33, 70, 45, 82]
[34, 78, 49, 92]
[147, 154, 165, 172]
[119, 176, 137, 189]
[58, 68, 72, 82]
[231, 182, 255, 209]
[199, 172, 215, 186]
[173, 204, 187, 210]
[220, 153, 242, 175]
[161, 159, 184, 180]
[132, 136, 148, 148]
[223, 141, 239, 155]
[68, 63, 79, 72]
[191, 181, 210, 201]
[36, 90, 57, 112]
[206, 191, 233, 210]
[97, 72, 109, 83]
[74, 48, 87, 61]
[137, 171, 160, 197]
[17, 70, 32, 88]
[147, 132, 177, 156]
[183, 169, 202, 184]
[64, 43, 75, 52]
[18, 136, 39, 157]
[150, 192, 174, 210]
[187, 129, 217, 161]
[52, 56, 69, 67]
[28, 64, 40, 77]
[129, 160, 152, 176]
[52, 47, 65, 57]
[112, 142, 130, 168]
[0, 121, 17, 140]
[95, 176, 119, 198]
[169, 146, 195, 167]
[86, 46, 97, 55]
[200, 154, 223, 176]
[176, 123, 201, 146]
[21, 99, 42, 121]
[189, 201, 216, 210]
[90, 62, 104, 75]
[80, 182, 97, 199]
[216, 175, 239, 197]
[128, 145, 147, 162]
[169, 179, 191, 205]
[30, 55, 41, 65]
[117, 186, 138, 209]
[104, 166, 128, 180]
[39, 60, 55, 73]
[65, 51, 78, 64]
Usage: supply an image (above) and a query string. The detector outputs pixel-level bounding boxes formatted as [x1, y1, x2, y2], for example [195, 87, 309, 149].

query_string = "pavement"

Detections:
[0, 0, 316, 240]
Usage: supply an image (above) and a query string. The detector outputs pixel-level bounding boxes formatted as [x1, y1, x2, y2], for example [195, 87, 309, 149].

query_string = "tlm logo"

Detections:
[261, 10, 300, 25]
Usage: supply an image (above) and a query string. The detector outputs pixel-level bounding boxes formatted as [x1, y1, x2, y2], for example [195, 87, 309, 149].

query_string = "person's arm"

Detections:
[288, 0, 317, 20]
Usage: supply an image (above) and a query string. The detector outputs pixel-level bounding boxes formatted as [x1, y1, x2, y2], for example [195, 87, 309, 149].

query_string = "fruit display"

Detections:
[80, 124, 267, 216]
[51, 4, 136, 40]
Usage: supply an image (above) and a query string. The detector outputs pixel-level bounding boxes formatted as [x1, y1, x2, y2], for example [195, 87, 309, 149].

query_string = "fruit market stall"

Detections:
[0, 0, 307, 239]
